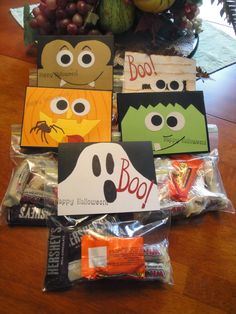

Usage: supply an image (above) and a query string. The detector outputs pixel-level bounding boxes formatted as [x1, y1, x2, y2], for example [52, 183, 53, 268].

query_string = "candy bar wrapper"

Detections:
[44, 212, 172, 291]
[1, 154, 58, 226]
[7, 204, 52, 226]
[154, 149, 234, 218]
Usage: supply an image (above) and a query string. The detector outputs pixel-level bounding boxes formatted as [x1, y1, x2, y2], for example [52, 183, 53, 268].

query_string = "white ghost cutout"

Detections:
[58, 143, 160, 215]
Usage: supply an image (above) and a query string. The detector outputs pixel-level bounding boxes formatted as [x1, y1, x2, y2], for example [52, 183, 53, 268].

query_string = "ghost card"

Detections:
[117, 91, 210, 155]
[58, 142, 159, 215]
[21, 86, 112, 148]
[37, 35, 113, 90]
[123, 52, 196, 93]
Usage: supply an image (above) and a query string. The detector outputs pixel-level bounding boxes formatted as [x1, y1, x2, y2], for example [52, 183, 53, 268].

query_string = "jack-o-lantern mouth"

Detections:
[53, 71, 104, 88]
[39, 111, 100, 144]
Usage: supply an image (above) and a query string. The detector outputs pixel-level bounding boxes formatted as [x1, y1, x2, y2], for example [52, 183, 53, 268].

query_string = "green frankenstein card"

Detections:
[117, 91, 210, 156]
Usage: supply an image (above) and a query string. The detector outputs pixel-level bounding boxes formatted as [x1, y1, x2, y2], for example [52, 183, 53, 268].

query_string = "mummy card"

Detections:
[123, 52, 196, 93]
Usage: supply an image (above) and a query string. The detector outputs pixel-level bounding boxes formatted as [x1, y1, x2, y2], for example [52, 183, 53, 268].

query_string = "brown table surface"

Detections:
[0, 2, 236, 314]
[197, 65, 236, 124]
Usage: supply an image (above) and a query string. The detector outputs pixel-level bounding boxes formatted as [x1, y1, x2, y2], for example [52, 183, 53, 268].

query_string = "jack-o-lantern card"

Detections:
[21, 87, 112, 148]
[117, 91, 210, 156]
[58, 142, 159, 216]
[37, 35, 113, 90]
[123, 52, 196, 93]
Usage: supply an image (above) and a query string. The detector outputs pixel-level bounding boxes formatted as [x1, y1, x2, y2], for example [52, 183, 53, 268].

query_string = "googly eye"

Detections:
[56, 50, 73, 67]
[145, 112, 164, 131]
[168, 80, 184, 91]
[151, 79, 166, 91]
[78, 50, 95, 68]
[50, 97, 69, 114]
[166, 112, 185, 131]
[71, 98, 90, 116]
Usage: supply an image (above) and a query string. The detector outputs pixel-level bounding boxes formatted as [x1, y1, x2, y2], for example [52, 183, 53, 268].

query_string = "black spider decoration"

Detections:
[30, 121, 65, 144]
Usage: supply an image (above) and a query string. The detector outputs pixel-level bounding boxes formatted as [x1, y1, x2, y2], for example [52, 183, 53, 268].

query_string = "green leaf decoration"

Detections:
[23, 4, 38, 46]
[211, 0, 236, 34]
[85, 12, 100, 26]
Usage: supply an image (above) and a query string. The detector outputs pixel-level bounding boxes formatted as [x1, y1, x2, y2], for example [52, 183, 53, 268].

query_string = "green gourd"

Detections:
[98, 0, 135, 34]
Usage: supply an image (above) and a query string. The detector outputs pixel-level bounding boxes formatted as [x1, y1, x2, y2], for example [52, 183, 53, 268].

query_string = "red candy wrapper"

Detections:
[169, 156, 203, 202]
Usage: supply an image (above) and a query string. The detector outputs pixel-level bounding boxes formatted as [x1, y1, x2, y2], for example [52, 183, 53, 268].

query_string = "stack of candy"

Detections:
[2, 154, 57, 226]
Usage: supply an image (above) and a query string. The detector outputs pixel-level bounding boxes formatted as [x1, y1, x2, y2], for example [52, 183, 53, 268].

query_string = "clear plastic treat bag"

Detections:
[154, 150, 234, 218]
[0, 125, 58, 226]
[43, 209, 172, 291]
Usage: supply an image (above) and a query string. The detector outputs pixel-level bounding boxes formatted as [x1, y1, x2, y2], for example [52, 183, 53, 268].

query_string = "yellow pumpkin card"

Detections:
[21, 87, 112, 148]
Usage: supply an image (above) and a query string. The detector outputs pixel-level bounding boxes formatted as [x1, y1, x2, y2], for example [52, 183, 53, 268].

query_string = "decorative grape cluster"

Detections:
[29, 0, 101, 35]
[27, 0, 203, 42]
[170, 0, 203, 34]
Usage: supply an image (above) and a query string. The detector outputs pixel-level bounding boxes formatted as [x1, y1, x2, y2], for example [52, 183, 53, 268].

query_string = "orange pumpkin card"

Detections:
[21, 87, 112, 148]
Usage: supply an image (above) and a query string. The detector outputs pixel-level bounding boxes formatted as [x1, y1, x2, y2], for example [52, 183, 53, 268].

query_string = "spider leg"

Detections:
[41, 130, 44, 142]
[30, 126, 37, 133]
[51, 125, 58, 133]
[30, 121, 46, 133]
[43, 131, 49, 144]
[52, 125, 65, 134]
[37, 121, 46, 125]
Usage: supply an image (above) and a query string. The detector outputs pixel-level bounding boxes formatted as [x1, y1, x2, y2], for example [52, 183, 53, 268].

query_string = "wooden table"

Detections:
[0, 2, 236, 313]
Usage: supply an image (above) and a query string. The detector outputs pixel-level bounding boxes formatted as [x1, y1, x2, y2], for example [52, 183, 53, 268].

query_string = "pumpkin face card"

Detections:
[37, 35, 113, 90]
[21, 87, 112, 148]
[117, 91, 210, 155]
[58, 142, 159, 216]
[123, 52, 196, 93]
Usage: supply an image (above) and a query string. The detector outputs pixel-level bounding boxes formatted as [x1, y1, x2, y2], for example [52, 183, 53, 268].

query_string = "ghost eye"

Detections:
[50, 97, 69, 114]
[56, 50, 73, 67]
[166, 112, 185, 131]
[145, 112, 164, 131]
[71, 98, 90, 116]
[78, 51, 95, 68]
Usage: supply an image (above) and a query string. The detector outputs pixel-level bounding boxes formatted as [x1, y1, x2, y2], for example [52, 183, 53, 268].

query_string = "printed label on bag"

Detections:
[81, 235, 145, 279]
